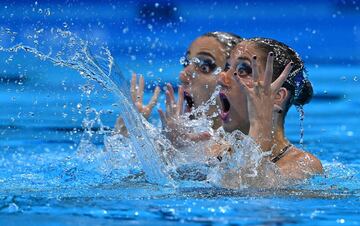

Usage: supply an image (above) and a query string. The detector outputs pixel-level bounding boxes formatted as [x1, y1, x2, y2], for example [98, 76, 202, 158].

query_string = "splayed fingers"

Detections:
[271, 62, 293, 92]
[159, 84, 211, 146]
[165, 83, 184, 118]
[235, 52, 293, 97]
[130, 72, 160, 119]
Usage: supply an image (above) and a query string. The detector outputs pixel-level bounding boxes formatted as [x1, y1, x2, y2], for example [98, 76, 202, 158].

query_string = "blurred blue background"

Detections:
[1, 0, 359, 69]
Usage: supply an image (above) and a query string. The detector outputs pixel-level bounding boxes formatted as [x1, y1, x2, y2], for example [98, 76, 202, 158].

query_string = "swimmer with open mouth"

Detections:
[216, 38, 322, 180]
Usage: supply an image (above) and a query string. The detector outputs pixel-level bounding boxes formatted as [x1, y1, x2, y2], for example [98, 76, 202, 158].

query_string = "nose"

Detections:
[217, 71, 230, 87]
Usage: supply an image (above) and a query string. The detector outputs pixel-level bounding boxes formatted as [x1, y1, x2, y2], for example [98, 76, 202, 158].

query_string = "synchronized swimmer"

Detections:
[115, 32, 323, 187]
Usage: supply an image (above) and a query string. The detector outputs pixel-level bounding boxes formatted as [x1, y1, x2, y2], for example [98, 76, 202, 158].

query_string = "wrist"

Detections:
[249, 123, 273, 151]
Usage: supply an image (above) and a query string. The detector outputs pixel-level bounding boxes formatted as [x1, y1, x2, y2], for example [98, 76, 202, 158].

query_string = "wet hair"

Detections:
[249, 37, 313, 110]
[202, 32, 243, 58]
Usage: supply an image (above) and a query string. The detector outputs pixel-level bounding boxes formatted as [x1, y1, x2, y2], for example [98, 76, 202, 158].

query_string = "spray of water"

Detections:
[0, 28, 171, 185]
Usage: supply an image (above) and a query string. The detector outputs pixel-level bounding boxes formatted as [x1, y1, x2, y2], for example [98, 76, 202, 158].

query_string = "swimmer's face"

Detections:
[179, 36, 226, 115]
[217, 41, 266, 133]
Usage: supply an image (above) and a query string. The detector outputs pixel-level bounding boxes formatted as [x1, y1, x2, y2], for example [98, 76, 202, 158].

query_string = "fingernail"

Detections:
[269, 52, 274, 56]
[253, 55, 257, 60]
[290, 62, 294, 66]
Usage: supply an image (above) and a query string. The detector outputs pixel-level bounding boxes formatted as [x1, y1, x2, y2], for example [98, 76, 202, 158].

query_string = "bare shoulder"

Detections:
[277, 146, 323, 179]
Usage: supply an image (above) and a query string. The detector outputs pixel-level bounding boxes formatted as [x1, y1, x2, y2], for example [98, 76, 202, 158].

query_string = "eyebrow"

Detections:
[196, 52, 216, 61]
[229, 56, 251, 66]
[237, 56, 251, 62]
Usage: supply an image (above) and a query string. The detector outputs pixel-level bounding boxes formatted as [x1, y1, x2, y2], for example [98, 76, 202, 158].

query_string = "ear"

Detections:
[274, 87, 289, 113]
[274, 87, 288, 105]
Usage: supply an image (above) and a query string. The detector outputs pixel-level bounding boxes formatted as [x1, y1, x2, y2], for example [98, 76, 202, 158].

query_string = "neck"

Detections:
[271, 115, 291, 157]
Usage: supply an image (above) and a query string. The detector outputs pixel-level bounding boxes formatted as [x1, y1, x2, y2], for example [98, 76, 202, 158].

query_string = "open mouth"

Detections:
[219, 92, 230, 122]
[184, 91, 194, 113]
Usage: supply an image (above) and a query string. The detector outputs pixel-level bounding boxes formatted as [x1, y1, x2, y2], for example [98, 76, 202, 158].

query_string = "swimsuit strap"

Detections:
[271, 144, 293, 163]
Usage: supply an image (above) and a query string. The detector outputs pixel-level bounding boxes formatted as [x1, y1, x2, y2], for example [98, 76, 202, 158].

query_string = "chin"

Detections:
[222, 120, 249, 134]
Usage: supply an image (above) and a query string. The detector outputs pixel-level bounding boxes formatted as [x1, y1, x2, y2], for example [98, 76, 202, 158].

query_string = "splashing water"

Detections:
[0, 28, 170, 185]
[296, 105, 305, 146]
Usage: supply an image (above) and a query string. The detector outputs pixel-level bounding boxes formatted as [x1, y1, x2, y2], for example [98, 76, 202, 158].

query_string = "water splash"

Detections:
[206, 129, 282, 189]
[0, 28, 170, 185]
[295, 105, 305, 146]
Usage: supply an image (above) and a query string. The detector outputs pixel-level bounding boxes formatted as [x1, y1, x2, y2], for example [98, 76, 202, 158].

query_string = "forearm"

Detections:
[248, 118, 273, 152]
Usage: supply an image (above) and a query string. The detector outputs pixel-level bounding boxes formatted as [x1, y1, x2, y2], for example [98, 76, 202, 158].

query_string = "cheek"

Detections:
[197, 75, 217, 89]
[229, 90, 247, 108]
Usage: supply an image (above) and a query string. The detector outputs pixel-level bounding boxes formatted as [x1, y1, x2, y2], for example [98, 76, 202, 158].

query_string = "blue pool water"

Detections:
[1, 1, 360, 225]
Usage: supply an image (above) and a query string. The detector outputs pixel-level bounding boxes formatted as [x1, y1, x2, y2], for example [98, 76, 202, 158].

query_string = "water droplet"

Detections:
[45, 8, 51, 16]
[213, 67, 222, 75]
[192, 57, 200, 64]
[353, 76, 358, 82]
[122, 27, 129, 34]
[179, 56, 186, 65]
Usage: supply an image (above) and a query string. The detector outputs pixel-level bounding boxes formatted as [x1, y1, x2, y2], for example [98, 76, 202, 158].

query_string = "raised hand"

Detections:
[130, 73, 160, 119]
[158, 83, 211, 147]
[114, 73, 160, 136]
[234, 52, 293, 150]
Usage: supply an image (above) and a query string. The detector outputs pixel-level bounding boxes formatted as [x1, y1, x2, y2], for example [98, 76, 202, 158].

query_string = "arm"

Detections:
[234, 52, 293, 152]
[235, 53, 322, 180]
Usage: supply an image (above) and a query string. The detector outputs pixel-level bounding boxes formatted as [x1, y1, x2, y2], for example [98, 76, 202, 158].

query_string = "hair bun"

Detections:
[294, 80, 313, 106]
